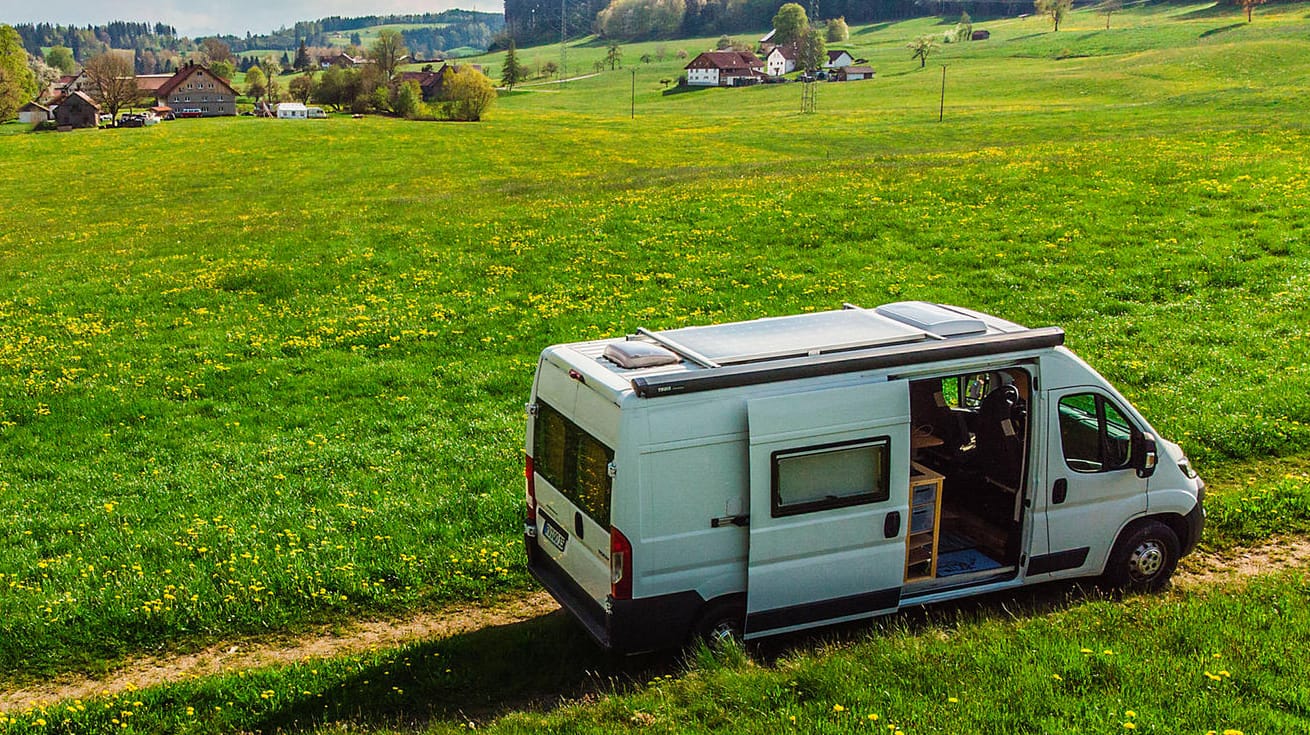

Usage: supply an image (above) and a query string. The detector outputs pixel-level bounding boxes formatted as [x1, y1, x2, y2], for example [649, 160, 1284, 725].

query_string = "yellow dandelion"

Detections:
[1052, 673, 1063, 681]
[833, 704, 845, 712]
[1124, 723, 1136, 730]
[948, 696, 959, 703]
[1125, 710, 1136, 718]
[868, 713, 879, 721]
[1223, 730, 1244, 735]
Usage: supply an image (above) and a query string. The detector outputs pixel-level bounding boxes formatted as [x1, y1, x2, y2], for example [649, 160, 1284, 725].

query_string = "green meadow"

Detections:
[1, 1, 1310, 731]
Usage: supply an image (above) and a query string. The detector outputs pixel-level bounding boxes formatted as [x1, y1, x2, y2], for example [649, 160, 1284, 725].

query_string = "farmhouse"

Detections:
[765, 44, 797, 77]
[154, 63, 238, 117]
[319, 52, 367, 69]
[824, 50, 854, 69]
[18, 101, 50, 124]
[397, 63, 486, 102]
[684, 50, 765, 87]
[54, 91, 100, 129]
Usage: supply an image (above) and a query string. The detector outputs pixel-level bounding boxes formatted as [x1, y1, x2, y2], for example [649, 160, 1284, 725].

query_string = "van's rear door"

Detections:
[744, 380, 910, 638]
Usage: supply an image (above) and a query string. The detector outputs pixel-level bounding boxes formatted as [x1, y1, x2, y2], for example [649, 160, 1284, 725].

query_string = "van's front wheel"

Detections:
[1105, 521, 1179, 592]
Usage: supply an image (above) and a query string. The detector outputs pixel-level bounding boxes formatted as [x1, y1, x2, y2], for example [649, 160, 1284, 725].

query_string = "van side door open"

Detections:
[744, 380, 911, 638]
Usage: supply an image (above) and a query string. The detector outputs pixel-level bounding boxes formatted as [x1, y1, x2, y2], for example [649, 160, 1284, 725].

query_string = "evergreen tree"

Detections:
[500, 39, 524, 90]
[294, 40, 311, 71]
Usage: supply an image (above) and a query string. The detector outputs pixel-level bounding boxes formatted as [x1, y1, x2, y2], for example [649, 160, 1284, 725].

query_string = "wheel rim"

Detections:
[1128, 539, 1165, 581]
[707, 620, 740, 645]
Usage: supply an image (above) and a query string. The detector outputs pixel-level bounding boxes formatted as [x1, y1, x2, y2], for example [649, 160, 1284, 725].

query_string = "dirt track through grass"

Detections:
[4, 537, 1309, 713]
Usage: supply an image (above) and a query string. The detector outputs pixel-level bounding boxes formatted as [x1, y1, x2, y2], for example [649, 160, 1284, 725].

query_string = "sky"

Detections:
[1, 1, 504, 38]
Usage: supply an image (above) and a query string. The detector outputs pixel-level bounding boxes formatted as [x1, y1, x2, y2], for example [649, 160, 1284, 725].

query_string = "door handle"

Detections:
[884, 511, 901, 539]
[1052, 478, 1068, 505]
[574, 511, 585, 539]
[710, 514, 750, 528]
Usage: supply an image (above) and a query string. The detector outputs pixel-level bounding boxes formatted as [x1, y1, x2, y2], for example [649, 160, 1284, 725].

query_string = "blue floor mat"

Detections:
[937, 547, 1003, 577]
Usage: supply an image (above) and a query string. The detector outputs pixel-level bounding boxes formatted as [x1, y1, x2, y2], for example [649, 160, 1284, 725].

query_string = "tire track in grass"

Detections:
[0, 592, 559, 712]
[3, 539, 1309, 713]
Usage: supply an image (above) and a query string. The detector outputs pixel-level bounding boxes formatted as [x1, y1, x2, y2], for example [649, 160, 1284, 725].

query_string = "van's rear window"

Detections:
[534, 401, 614, 525]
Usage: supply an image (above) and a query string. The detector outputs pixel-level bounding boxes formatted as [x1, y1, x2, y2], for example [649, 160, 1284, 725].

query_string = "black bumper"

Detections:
[526, 533, 704, 654]
[1181, 493, 1205, 556]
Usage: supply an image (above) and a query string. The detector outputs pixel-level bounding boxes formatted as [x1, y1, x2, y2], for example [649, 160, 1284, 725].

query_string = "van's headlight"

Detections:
[1178, 457, 1198, 479]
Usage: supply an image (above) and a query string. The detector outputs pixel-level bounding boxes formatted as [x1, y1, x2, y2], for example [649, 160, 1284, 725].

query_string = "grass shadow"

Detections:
[662, 84, 712, 96]
[248, 609, 683, 732]
[853, 22, 894, 35]
[1199, 22, 1247, 38]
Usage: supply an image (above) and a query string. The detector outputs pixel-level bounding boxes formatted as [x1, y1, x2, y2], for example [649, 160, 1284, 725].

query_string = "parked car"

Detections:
[116, 114, 145, 128]
[179, 108, 203, 118]
[524, 301, 1205, 652]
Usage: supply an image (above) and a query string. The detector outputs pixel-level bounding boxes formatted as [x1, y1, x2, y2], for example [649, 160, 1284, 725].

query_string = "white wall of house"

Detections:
[19, 109, 50, 124]
[686, 67, 720, 86]
[766, 49, 795, 76]
[824, 51, 854, 69]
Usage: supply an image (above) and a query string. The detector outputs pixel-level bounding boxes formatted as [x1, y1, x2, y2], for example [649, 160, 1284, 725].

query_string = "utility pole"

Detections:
[560, 0, 567, 88]
[939, 65, 947, 122]
[631, 68, 636, 118]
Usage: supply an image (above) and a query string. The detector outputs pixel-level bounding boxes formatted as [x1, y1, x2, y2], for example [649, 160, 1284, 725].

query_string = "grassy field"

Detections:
[1, 1, 1310, 731]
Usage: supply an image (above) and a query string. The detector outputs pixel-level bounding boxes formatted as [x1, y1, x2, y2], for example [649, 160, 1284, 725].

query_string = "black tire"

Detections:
[691, 598, 745, 648]
[1104, 521, 1180, 592]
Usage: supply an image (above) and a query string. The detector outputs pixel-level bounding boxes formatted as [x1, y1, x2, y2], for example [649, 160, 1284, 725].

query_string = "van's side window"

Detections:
[534, 401, 614, 524]
[1058, 394, 1133, 473]
[771, 437, 890, 517]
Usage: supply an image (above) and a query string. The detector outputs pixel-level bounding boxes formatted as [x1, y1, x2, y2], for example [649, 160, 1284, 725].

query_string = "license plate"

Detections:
[541, 513, 568, 552]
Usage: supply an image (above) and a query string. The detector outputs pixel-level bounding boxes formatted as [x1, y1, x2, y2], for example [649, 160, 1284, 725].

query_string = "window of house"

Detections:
[1058, 393, 1134, 473]
[771, 437, 890, 517]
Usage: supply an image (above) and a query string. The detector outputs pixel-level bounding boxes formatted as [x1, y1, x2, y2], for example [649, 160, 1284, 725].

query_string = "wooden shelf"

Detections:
[905, 462, 944, 582]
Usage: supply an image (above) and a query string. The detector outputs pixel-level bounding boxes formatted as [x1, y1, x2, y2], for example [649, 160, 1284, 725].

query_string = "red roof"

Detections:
[135, 74, 174, 92]
[686, 51, 764, 72]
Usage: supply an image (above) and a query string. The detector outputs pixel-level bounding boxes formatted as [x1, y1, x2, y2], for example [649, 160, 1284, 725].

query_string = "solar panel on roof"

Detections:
[650, 309, 926, 365]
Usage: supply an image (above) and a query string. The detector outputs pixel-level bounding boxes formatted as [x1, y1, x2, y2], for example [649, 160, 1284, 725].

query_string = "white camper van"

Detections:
[524, 302, 1205, 652]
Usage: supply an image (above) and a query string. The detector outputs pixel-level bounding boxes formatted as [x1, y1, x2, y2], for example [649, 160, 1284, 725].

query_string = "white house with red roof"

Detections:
[684, 50, 765, 87]
[765, 44, 797, 76]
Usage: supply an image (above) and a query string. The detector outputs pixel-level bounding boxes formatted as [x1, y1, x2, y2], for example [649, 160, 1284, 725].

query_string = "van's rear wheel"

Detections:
[1104, 521, 1179, 592]
[692, 599, 745, 648]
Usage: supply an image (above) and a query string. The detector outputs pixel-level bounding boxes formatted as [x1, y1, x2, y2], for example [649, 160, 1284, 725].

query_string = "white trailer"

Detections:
[523, 302, 1205, 652]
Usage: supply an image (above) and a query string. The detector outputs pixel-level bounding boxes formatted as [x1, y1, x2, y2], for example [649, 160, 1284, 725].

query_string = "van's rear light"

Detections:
[524, 454, 537, 528]
[610, 526, 633, 600]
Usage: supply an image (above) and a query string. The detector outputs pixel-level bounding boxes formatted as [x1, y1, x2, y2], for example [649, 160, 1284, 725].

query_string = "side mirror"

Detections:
[1134, 432, 1158, 479]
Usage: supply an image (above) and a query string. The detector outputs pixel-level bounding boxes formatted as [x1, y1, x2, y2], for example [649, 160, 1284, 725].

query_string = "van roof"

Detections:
[545, 302, 1064, 400]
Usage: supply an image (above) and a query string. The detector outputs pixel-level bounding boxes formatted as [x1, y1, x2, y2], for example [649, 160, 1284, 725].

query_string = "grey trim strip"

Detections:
[1028, 547, 1090, 575]
[632, 327, 1065, 398]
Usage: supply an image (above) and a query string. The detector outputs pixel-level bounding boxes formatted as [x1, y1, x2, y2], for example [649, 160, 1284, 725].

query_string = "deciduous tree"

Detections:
[0, 25, 38, 121]
[826, 16, 850, 43]
[1035, 0, 1073, 31]
[244, 64, 267, 102]
[83, 51, 140, 118]
[908, 35, 936, 68]
[443, 65, 495, 121]
[45, 45, 75, 75]
[394, 79, 422, 118]
[370, 28, 406, 81]
[200, 37, 232, 64]
[771, 3, 809, 46]
[209, 60, 234, 81]
[1098, 0, 1122, 29]
[605, 41, 623, 70]
[1241, 0, 1266, 22]
[27, 53, 60, 97]
[289, 73, 315, 103]
[796, 26, 826, 73]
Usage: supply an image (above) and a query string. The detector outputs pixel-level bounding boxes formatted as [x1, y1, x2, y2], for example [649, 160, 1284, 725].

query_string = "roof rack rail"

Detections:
[630, 326, 1064, 398]
[635, 327, 722, 369]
